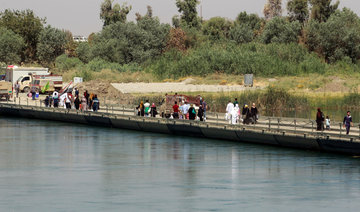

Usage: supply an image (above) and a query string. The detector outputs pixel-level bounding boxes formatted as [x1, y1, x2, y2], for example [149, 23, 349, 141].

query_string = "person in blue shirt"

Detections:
[343, 111, 353, 135]
[92, 95, 100, 112]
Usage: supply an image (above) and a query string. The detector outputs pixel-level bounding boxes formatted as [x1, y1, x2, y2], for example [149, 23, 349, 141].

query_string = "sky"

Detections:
[0, 0, 359, 36]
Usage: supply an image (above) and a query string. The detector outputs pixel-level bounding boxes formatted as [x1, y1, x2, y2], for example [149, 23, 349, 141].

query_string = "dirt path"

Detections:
[111, 82, 262, 94]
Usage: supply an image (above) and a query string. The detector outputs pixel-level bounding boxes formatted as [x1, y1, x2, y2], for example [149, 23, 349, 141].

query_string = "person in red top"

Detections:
[173, 101, 179, 119]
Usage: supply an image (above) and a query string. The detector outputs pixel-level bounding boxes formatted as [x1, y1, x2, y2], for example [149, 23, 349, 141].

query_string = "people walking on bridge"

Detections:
[144, 100, 150, 117]
[226, 101, 234, 124]
[89, 93, 94, 110]
[179, 101, 185, 119]
[343, 111, 353, 135]
[233, 98, 238, 106]
[137, 101, 144, 116]
[150, 103, 157, 117]
[242, 104, 251, 124]
[202, 99, 207, 120]
[15, 81, 20, 98]
[198, 105, 204, 121]
[183, 101, 190, 120]
[81, 95, 87, 111]
[84, 90, 89, 106]
[92, 95, 100, 112]
[74, 95, 80, 110]
[231, 104, 240, 124]
[325, 116, 331, 130]
[316, 108, 324, 131]
[251, 103, 258, 124]
[65, 92, 73, 109]
[173, 101, 179, 119]
[189, 104, 196, 120]
[52, 91, 59, 108]
[44, 95, 50, 107]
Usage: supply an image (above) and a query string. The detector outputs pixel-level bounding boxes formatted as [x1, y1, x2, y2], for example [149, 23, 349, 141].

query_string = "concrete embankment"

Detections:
[1, 103, 360, 155]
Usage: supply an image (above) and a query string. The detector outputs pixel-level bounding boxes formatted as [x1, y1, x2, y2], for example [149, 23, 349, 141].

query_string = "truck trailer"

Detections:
[5, 66, 49, 85]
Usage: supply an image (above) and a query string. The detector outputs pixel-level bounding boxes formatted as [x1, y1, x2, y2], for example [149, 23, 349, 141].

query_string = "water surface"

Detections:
[0, 117, 360, 211]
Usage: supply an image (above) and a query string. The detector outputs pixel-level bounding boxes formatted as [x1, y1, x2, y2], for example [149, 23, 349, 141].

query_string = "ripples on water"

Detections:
[0, 117, 360, 211]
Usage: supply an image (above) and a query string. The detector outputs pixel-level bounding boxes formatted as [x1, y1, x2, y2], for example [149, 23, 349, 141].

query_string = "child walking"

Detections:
[325, 116, 331, 130]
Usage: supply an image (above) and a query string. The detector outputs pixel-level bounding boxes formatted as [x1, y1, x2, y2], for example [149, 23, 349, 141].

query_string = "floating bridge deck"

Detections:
[1, 102, 360, 155]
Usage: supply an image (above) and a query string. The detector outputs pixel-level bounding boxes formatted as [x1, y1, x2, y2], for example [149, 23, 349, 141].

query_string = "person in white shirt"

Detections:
[226, 101, 234, 124]
[231, 104, 240, 124]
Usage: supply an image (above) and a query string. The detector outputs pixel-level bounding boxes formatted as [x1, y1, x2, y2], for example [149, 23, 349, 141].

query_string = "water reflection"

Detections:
[1, 117, 360, 211]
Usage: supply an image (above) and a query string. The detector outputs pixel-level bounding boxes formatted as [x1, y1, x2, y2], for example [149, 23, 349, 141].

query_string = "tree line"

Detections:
[0, 0, 359, 78]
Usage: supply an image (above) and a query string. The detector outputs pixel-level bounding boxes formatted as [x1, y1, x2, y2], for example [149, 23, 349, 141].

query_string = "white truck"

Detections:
[5, 66, 49, 86]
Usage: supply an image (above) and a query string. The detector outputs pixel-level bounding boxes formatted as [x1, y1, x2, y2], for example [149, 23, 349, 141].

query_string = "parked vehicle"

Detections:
[18, 74, 62, 93]
[5, 66, 49, 86]
[0, 81, 13, 101]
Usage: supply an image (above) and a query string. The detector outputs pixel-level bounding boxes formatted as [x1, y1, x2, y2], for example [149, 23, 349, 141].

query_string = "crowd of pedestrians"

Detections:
[41, 88, 100, 112]
[226, 99, 258, 125]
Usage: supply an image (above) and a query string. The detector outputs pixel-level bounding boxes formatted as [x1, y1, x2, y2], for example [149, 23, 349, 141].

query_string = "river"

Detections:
[0, 117, 360, 211]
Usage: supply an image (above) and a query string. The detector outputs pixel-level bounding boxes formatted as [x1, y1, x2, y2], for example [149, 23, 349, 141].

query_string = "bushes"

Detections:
[149, 42, 326, 78]
[55, 54, 83, 71]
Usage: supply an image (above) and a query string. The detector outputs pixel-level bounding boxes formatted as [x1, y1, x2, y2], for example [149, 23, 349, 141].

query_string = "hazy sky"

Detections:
[0, 0, 359, 36]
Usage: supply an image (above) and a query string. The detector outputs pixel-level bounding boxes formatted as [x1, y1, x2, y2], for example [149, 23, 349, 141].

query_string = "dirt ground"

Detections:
[76, 81, 133, 104]
[111, 82, 261, 94]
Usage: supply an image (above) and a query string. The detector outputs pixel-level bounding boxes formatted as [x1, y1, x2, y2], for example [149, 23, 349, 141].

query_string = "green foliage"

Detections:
[310, 0, 339, 22]
[0, 9, 45, 62]
[90, 18, 170, 64]
[86, 58, 140, 72]
[262, 86, 309, 110]
[263, 0, 282, 20]
[261, 17, 301, 44]
[305, 8, 360, 63]
[287, 0, 309, 23]
[149, 42, 326, 78]
[76, 42, 91, 63]
[202, 17, 232, 40]
[229, 24, 254, 44]
[55, 54, 84, 71]
[100, 0, 131, 27]
[0, 27, 25, 64]
[37, 26, 67, 65]
[235, 12, 262, 31]
[176, 0, 200, 28]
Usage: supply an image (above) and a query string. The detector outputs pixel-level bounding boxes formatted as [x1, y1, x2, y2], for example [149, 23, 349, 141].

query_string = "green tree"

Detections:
[37, 26, 67, 65]
[263, 0, 282, 20]
[0, 9, 45, 62]
[310, 0, 339, 22]
[235, 12, 262, 31]
[229, 24, 254, 44]
[76, 42, 92, 63]
[261, 17, 301, 44]
[202, 17, 232, 40]
[172, 15, 181, 28]
[287, 0, 309, 23]
[0, 27, 25, 64]
[90, 18, 170, 64]
[100, 0, 131, 27]
[305, 8, 360, 63]
[175, 0, 200, 28]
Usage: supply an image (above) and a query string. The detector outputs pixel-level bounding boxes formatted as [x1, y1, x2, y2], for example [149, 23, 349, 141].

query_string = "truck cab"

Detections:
[17, 75, 32, 92]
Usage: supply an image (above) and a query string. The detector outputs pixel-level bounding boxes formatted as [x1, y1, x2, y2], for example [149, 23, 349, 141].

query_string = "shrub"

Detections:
[55, 54, 83, 71]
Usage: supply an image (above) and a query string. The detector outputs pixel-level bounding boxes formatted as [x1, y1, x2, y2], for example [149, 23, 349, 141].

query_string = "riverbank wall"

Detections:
[1, 103, 360, 155]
